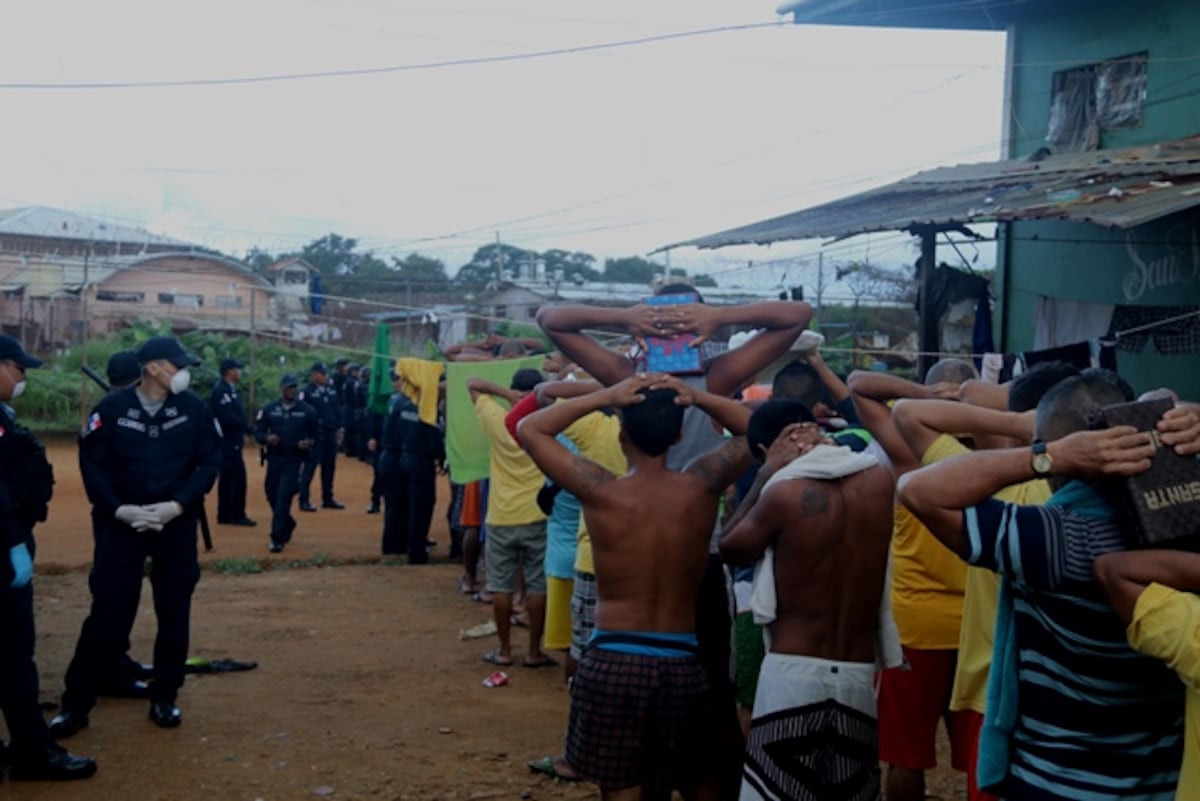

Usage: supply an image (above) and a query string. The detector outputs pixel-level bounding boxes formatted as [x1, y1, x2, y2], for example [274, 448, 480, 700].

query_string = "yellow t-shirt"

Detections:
[563, 411, 625, 575]
[474, 396, 546, 527]
[891, 500, 966, 649]
[1128, 582, 1200, 801]
[922, 434, 1052, 713]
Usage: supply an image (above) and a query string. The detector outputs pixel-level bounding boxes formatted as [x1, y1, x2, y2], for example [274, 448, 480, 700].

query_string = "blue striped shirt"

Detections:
[966, 499, 1184, 800]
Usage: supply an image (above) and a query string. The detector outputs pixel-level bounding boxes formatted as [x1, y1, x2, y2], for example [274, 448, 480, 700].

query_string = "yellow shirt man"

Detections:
[475, 395, 545, 526]
[1128, 583, 1200, 801]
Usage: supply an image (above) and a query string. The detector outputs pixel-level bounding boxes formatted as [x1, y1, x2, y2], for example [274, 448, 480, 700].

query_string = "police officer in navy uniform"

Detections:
[211, 358, 256, 527]
[298, 361, 344, 511]
[0, 335, 97, 781]
[51, 336, 221, 737]
[378, 372, 445, 563]
[254, 373, 317, 553]
[94, 350, 156, 700]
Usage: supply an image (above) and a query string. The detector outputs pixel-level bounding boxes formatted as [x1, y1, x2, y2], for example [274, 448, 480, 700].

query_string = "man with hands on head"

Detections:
[847, 360, 977, 801]
[517, 372, 754, 801]
[896, 372, 1199, 800]
[53, 336, 221, 737]
[538, 291, 814, 800]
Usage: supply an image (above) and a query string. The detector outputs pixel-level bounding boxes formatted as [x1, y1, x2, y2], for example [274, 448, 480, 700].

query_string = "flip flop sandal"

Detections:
[527, 756, 581, 782]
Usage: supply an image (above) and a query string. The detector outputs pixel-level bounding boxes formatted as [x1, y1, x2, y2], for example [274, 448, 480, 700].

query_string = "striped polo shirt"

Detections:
[966, 498, 1184, 800]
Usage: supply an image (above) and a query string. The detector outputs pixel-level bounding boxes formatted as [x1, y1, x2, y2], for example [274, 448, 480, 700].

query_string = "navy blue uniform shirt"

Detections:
[210, 379, 247, 447]
[381, 393, 445, 462]
[79, 387, 221, 517]
[300, 381, 341, 431]
[254, 400, 319, 460]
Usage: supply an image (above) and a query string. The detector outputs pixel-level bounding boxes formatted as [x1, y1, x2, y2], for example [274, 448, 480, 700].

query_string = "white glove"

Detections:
[144, 501, 184, 527]
[115, 505, 163, 533]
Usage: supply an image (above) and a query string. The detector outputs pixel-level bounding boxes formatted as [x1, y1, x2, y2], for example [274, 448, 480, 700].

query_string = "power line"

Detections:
[0, 21, 785, 91]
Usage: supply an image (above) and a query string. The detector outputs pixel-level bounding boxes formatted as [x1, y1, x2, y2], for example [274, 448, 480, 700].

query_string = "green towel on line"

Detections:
[445, 357, 544, 485]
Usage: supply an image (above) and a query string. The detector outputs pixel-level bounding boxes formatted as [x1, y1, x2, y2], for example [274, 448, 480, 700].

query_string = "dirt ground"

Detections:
[6, 435, 965, 801]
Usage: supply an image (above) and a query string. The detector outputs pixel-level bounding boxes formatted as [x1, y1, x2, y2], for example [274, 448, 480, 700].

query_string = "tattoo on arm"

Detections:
[567, 455, 616, 498]
[688, 437, 752, 495]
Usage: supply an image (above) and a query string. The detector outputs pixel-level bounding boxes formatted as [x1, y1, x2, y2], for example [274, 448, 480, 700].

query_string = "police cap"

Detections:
[137, 336, 201, 368]
[0, 334, 44, 369]
[219, 358, 245, 375]
[280, 372, 300, 388]
[106, 350, 141, 387]
[310, 361, 328, 375]
[334, 357, 350, 368]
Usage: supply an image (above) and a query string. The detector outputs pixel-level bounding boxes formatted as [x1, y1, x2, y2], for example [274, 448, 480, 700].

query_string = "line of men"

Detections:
[447, 292, 1200, 801]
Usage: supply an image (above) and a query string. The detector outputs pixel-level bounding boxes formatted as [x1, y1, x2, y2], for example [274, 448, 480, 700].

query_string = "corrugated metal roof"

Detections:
[0, 206, 194, 248]
[665, 134, 1200, 251]
[776, 0, 1021, 30]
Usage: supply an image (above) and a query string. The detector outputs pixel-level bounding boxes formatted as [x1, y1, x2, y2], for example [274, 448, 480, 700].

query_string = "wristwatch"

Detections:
[1031, 439, 1053, 475]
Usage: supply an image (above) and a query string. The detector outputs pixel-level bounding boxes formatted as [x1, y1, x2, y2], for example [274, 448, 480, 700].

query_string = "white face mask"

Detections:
[10, 380, 25, 400]
[169, 368, 191, 395]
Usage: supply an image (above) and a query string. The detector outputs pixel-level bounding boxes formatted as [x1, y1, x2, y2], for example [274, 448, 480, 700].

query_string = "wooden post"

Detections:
[916, 227, 939, 381]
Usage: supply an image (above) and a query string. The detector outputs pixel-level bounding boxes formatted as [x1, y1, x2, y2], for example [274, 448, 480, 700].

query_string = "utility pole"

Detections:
[816, 252, 826, 327]
[249, 286, 257, 411]
[405, 283, 413, 348]
[79, 239, 92, 426]
[494, 231, 504, 283]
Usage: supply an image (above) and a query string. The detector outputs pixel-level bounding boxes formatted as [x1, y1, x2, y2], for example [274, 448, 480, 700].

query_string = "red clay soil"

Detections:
[7, 436, 964, 801]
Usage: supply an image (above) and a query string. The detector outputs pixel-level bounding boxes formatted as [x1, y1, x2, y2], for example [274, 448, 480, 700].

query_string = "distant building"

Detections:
[0, 207, 286, 349]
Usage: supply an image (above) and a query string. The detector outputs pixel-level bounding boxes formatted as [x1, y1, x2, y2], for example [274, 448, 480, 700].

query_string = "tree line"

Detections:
[244, 235, 717, 299]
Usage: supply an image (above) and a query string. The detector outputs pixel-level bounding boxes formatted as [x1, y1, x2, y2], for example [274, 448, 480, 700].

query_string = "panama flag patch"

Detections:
[87, 412, 103, 432]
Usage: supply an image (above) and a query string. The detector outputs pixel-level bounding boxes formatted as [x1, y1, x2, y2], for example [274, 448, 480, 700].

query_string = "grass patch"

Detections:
[209, 557, 266, 576]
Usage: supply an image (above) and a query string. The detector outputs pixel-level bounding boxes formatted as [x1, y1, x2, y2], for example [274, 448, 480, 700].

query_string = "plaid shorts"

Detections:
[566, 648, 716, 791]
[570, 570, 597, 661]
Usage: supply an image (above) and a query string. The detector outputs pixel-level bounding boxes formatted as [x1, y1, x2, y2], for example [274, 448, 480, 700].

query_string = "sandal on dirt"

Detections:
[527, 756, 581, 782]
[522, 655, 558, 669]
[482, 649, 513, 666]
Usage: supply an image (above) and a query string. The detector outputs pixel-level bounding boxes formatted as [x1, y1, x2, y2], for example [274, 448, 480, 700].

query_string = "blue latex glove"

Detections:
[9, 542, 32, 588]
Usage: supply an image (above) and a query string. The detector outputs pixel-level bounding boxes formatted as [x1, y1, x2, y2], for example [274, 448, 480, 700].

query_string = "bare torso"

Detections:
[768, 465, 893, 663]
[585, 466, 718, 634]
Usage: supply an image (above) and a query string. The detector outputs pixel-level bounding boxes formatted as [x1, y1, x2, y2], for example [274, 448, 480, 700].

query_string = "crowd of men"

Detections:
[1, 291, 1199, 801]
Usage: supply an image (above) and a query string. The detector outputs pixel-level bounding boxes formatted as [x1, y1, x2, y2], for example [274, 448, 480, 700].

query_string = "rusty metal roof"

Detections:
[665, 134, 1200, 250]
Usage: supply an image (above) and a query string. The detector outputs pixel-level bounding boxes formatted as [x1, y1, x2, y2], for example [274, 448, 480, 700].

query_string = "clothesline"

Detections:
[1113, 308, 1200, 339]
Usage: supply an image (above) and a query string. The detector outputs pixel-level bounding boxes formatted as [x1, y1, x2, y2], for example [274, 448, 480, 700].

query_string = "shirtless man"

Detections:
[721, 400, 892, 801]
[518, 373, 753, 801]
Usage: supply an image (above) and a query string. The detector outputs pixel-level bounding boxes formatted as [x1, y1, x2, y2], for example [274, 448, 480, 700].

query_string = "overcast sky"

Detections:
[1, 0, 1006, 295]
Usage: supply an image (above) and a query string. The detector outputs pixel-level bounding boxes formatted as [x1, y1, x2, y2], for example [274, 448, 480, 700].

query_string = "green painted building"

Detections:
[738, 1, 1200, 396]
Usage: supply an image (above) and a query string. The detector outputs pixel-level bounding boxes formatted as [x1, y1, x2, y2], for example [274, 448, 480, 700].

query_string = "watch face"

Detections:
[1033, 453, 1053, 474]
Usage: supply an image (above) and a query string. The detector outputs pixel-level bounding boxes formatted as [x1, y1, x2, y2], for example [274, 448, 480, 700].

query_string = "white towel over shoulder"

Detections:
[747, 444, 903, 669]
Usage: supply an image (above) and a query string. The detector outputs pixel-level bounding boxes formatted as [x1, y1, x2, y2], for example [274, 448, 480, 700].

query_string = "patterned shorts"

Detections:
[570, 570, 597, 661]
[566, 648, 716, 791]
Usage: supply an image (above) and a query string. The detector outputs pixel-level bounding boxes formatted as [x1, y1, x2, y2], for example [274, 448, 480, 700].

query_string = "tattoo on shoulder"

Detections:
[689, 437, 750, 492]
[801, 485, 829, 516]
[569, 455, 615, 493]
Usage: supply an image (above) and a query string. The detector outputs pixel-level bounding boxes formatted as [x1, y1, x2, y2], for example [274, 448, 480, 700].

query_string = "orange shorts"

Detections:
[877, 646, 972, 771]
[460, 481, 482, 528]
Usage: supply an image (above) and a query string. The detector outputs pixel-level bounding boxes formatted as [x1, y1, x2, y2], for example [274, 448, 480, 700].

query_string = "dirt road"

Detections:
[7, 436, 963, 800]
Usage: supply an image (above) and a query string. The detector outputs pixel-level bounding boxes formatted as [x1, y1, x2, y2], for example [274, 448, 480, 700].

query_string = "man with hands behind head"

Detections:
[53, 336, 220, 737]
[518, 373, 753, 801]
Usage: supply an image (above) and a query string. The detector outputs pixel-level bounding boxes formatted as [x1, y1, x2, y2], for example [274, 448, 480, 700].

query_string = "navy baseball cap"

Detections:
[136, 336, 201, 368]
[219, 358, 245, 374]
[280, 372, 300, 388]
[335, 357, 350, 368]
[106, 350, 141, 386]
[0, 335, 43, 369]
[310, 361, 328, 375]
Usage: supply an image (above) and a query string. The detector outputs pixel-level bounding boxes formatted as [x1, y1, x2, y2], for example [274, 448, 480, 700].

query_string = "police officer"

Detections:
[211, 358, 255, 527]
[378, 373, 445, 563]
[357, 365, 375, 465]
[0, 335, 97, 781]
[52, 336, 220, 736]
[254, 374, 317, 553]
[298, 361, 344, 511]
[95, 350, 155, 700]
